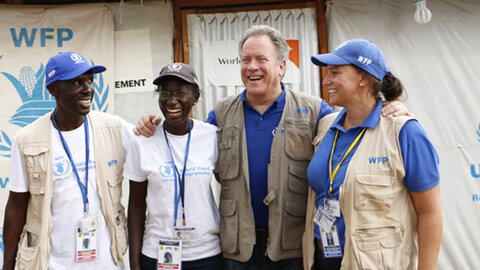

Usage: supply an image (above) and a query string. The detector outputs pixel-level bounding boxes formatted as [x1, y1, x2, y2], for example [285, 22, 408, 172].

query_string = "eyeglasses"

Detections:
[158, 87, 193, 100]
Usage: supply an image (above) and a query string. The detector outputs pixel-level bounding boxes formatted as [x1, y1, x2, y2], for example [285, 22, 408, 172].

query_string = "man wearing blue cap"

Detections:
[3, 51, 133, 270]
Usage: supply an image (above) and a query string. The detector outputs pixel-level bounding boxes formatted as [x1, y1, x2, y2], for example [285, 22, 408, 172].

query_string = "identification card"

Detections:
[320, 224, 342, 258]
[80, 213, 98, 233]
[76, 226, 97, 261]
[314, 207, 335, 232]
[326, 199, 341, 217]
[174, 226, 197, 241]
[158, 239, 182, 270]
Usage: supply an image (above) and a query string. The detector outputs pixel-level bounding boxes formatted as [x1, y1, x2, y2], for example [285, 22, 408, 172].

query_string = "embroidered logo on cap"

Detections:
[167, 63, 182, 72]
[357, 55, 372, 65]
[71, 53, 85, 64]
[48, 69, 56, 78]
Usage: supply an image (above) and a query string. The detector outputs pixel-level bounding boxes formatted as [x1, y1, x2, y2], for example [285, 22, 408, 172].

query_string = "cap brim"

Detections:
[311, 53, 350, 67]
[153, 74, 197, 86]
[59, 65, 106, 82]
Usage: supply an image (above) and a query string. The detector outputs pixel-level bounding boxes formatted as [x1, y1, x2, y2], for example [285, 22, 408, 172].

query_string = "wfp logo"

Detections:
[53, 156, 70, 177]
[0, 59, 110, 158]
[159, 162, 174, 178]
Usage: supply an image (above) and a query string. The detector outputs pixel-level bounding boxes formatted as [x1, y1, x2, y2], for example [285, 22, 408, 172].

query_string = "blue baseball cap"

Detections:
[45, 51, 106, 85]
[311, 39, 388, 81]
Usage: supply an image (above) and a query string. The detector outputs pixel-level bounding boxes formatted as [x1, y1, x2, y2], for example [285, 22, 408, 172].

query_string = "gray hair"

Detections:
[238, 25, 291, 65]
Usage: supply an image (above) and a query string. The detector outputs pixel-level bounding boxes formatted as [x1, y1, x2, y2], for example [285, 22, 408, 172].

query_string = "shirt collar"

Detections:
[239, 82, 286, 109]
[331, 99, 383, 131]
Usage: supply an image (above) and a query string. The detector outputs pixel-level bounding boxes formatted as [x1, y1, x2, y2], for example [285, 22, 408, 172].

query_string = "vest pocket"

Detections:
[107, 174, 124, 207]
[281, 200, 306, 250]
[219, 199, 238, 254]
[214, 126, 240, 180]
[17, 230, 40, 268]
[354, 174, 395, 211]
[114, 207, 128, 261]
[23, 146, 49, 199]
[284, 130, 313, 161]
[288, 164, 308, 194]
[353, 225, 404, 270]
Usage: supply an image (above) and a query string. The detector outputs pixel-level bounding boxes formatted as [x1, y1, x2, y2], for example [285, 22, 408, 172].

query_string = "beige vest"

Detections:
[14, 111, 127, 270]
[303, 113, 418, 270]
[214, 89, 322, 262]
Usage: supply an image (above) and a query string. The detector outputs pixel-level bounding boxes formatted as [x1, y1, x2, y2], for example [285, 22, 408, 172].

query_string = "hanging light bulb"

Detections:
[414, 0, 432, 24]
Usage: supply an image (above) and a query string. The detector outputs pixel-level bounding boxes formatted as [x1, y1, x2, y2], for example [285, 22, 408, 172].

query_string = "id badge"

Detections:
[76, 226, 97, 261]
[80, 213, 98, 233]
[174, 226, 197, 241]
[326, 199, 341, 217]
[314, 207, 335, 232]
[320, 224, 342, 258]
[158, 239, 182, 270]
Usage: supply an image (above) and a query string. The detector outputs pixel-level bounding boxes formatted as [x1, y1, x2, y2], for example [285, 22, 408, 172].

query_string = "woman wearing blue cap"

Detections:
[303, 39, 442, 270]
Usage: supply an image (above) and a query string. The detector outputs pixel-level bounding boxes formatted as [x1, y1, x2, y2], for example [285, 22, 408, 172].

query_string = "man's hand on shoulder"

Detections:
[381, 100, 414, 117]
[134, 115, 162, 138]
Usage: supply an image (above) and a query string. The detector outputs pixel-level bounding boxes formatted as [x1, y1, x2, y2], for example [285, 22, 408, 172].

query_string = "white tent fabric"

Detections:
[325, 0, 480, 268]
[187, 8, 319, 120]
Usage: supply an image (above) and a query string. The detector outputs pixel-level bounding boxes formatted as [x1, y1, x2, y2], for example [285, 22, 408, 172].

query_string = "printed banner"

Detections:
[0, 3, 115, 265]
[202, 40, 300, 87]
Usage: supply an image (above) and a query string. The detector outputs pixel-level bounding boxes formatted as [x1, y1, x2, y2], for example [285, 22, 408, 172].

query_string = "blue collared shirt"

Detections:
[206, 83, 334, 229]
[307, 100, 440, 250]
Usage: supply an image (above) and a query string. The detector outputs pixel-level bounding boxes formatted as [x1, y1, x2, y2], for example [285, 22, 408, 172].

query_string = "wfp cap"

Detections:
[311, 39, 388, 81]
[153, 63, 199, 87]
[45, 51, 106, 85]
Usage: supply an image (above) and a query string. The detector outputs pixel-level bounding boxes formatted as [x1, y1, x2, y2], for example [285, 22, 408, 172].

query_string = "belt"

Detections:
[255, 229, 269, 242]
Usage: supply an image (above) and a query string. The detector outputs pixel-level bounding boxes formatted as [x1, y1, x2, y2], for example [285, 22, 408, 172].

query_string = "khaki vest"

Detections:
[14, 111, 127, 270]
[303, 113, 417, 270]
[214, 89, 322, 262]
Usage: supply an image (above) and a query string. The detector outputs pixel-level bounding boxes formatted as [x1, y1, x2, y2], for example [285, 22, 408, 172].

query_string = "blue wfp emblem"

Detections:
[159, 162, 175, 181]
[0, 59, 110, 158]
[53, 156, 70, 178]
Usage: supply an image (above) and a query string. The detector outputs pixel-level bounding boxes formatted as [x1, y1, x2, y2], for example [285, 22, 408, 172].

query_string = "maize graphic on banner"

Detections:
[0, 3, 114, 266]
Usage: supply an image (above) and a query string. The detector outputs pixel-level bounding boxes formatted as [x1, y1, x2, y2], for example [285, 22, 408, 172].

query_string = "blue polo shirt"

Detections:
[206, 83, 334, 229]
[307, 100, 440, 250]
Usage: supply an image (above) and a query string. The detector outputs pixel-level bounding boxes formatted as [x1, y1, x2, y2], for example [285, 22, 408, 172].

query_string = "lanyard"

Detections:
[328, 127, 367, 198]
[163, 120, 191, 227]
[52, 111, 90, 214]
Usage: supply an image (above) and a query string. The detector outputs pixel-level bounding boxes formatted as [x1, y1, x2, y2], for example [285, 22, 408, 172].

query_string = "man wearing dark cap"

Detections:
[3, 51, 133, 270]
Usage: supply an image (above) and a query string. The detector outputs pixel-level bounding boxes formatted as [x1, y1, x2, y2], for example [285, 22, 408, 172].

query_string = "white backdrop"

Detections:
[324, 0, 480, 268]
[187, 8, 320, 120]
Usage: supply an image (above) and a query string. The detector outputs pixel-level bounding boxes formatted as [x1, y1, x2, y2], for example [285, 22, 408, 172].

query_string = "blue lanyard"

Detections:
[163, 120, 191, 227]
[52, 110, 90, 214]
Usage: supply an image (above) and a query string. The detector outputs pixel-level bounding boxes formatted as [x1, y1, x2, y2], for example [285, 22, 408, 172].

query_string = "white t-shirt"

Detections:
[9, 114, 133, 270]
[123, 119, 221, 261]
